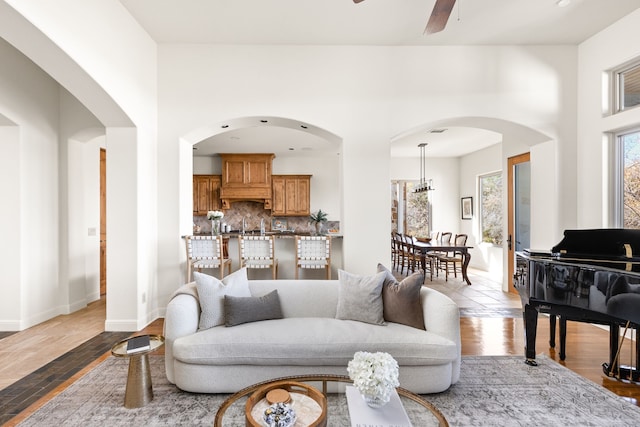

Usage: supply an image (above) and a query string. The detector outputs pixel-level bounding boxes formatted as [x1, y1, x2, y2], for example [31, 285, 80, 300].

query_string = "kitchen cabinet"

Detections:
[193, 175, 221, 215]
[272, 175, 311, 216]
[220, 153, 274, 209]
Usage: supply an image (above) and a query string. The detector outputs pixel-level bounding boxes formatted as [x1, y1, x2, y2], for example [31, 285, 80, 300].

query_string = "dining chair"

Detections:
[433, 232, 452, 276]
[185, 235, 232, 282]
[391, 231, 400, 271]
[295, 235, 331, 279]
[239, 235, 278, 279]
[437, 233, 468, 281]
[402, 234, 422, 275]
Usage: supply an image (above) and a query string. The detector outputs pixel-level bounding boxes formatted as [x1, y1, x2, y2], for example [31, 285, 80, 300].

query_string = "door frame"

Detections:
[507, 152, 530, 293]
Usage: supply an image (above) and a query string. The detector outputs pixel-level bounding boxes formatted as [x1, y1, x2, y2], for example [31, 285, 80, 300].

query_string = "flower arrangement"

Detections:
[347, 351, 399, 406]
[263, 402, 296, 427]
[207, 210, 224, 220]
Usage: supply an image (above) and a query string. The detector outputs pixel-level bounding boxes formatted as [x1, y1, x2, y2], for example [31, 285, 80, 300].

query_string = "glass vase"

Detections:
[362, 392, 389, 408]
[211, 219, 220, 236]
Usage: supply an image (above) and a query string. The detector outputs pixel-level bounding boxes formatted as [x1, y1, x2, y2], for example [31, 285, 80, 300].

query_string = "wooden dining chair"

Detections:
[433, 232, 452, 276]
[437, 233, 468, 281]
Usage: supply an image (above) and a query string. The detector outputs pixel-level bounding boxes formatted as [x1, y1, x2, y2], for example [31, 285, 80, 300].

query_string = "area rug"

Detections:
[14, 355, 640, 426]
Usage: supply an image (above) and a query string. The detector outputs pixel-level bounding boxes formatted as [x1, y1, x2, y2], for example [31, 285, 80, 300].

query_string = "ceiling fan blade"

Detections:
[424, 0, 456, 35]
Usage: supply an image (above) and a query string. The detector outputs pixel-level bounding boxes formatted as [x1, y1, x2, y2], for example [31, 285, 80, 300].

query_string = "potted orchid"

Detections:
[347, 351, 400, 408]
[207, 210, 224, 235]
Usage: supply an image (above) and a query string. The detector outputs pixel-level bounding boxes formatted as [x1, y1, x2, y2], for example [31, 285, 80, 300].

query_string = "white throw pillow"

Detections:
[194, 268, 251, 330]
[335, 269, 386, 325]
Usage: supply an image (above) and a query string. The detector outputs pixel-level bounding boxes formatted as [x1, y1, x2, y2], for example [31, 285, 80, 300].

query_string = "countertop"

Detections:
[186, 231, 342, 239]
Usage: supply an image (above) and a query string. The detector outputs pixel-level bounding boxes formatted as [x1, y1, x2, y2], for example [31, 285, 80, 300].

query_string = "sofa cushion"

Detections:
[173, 318, 457, 367]
[335, 270, 386, 325]
[224, 290, 283, 327]
[195, 268, 251, 330]
[378, 264, 426, 330]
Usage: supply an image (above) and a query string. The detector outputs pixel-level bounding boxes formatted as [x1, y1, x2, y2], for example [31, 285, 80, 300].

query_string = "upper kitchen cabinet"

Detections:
[272, 175, 311, 216]
[219, 153, 275, 209]
[193, 175, 221, 215]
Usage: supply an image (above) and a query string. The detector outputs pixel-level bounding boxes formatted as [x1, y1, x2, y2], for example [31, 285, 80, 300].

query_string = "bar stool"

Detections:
[185, 235, 231, 282]
[239, 235, 278, 279]
[295, 236, 331, 279]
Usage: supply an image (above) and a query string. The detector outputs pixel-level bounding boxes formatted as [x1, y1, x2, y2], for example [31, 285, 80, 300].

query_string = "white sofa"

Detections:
[164, 279, 461, 394]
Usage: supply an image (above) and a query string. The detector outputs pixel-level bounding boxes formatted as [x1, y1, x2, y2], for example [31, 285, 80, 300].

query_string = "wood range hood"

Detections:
[219, 153, 275, 210]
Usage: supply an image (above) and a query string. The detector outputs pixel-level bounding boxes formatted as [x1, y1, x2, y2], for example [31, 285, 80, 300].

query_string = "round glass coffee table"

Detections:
[214, 374, 448, 427]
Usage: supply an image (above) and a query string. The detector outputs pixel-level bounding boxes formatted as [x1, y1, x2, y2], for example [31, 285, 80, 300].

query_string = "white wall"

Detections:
[1, 1, 160, 331]
[156, 43, 577, 301]
[0, 37, 61, 329]
[578, 8, 640, 228]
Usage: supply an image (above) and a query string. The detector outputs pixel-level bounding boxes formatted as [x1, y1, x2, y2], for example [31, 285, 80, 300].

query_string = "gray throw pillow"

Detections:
[224, 290, 283, 327]
[377, 264, 426, 330]
[194, 268, 251, 330]
[335, 269, 386, 325]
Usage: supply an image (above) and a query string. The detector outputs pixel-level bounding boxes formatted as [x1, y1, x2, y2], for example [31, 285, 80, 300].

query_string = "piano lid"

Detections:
[551, 228, 640, 261]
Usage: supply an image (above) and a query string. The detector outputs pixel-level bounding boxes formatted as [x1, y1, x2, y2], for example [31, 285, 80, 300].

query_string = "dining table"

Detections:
[412, 239, 473, 285]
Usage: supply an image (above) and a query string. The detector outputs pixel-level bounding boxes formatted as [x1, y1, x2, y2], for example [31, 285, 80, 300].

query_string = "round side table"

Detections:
[111, 334, 164, 408]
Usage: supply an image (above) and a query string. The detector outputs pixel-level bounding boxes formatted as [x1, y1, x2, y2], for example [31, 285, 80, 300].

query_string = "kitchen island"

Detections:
[185, 232, 343, 280]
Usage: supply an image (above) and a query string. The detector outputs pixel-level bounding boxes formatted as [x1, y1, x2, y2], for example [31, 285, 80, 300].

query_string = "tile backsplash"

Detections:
[193, 201, 339, 234]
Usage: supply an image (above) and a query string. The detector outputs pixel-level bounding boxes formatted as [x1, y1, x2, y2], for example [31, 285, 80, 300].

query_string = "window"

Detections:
[480, 172, 503, 245]
[391, 181, 431, 237]
[614, 61, 640, 113]
[620, 130, 640, 228]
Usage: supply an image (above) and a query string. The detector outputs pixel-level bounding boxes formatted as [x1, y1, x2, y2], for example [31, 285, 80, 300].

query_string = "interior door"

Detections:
[507, 152, 530, 293]
[100, 148, 107, 296]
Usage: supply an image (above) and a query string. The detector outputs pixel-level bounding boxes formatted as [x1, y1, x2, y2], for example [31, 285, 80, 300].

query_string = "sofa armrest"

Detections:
[420, 287, 461, 383]
[164, 293, 199, 384]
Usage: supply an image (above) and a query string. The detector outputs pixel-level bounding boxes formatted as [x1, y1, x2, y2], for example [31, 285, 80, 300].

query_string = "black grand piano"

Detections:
[514, 228, 640, 382]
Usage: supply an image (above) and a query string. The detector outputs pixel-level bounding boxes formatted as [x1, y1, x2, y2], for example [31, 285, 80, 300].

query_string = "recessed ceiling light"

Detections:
[192, 147, 198, 150]
[221, 124, 229, 128]
[556, 0, 571, 7]
[300, 124, 308, 129]
[429, 129, 447, 133]
[260, 119, 268, 123]
[289, 148, 295, 151]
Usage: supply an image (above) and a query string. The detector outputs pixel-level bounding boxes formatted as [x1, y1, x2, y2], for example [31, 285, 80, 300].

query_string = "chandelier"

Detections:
[414, 143, 435, 193]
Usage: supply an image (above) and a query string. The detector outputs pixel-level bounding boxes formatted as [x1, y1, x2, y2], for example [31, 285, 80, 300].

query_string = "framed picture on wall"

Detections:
[461, 197, 473, 220]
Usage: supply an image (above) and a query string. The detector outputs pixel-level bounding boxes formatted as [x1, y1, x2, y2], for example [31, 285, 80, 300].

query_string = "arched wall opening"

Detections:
[390, 116, 552, 290]
[177, 115, 344, 282]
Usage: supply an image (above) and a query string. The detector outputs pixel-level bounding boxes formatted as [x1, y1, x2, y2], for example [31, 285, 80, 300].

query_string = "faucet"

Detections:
[242, 217, 247, 235]
[260, 218, 265, 236]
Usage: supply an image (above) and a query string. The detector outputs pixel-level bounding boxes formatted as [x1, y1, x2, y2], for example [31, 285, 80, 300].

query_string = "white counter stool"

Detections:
[295, 235, 331, 279]
[185, 235, 231, 282]
[239, 235, 278, 279]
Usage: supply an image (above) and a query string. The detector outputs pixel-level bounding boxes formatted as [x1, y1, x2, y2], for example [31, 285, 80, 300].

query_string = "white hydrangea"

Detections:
[207, 210, 224, 220]
[347, 351, 400, 401]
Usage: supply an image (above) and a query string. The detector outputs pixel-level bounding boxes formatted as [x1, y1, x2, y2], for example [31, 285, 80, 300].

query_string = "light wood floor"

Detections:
[1, 268, 639, 417]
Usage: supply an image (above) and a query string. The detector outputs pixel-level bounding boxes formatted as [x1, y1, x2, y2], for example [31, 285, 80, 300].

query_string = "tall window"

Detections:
[615, 61, 640, 113]
[480, 172, 503, 245]
[620, 130, 640, 228]
[391, 181, 431, 237]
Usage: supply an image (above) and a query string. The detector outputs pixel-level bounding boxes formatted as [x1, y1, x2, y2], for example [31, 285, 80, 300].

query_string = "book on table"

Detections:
[346, 385, 412, 427]
[126, 335, 151, 354]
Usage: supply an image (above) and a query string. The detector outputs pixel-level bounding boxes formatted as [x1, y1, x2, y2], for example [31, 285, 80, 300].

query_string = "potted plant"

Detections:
[309, 209, 328, 235]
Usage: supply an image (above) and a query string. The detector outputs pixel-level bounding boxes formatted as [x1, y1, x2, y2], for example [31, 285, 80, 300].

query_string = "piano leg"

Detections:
[523, 304, 538, 366]
[549, 315, 556, 348]
[559, 316, 567, 361]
